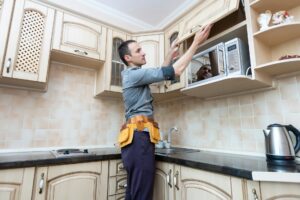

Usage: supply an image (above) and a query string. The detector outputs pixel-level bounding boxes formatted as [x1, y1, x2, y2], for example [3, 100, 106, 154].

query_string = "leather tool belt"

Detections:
[118, 115, 161, 148]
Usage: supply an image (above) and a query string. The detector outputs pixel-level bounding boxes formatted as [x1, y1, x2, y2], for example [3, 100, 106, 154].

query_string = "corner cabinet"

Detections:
[0, 167, 35, 200]
[132, 33, 165, 94]
[52, 11, 107, 69]
[0, 0, 54, 90]
[32, 161, 108, 200]
[95, 29, 130, 97]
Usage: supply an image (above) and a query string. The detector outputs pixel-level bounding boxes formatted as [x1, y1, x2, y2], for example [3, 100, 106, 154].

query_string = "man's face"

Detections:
[125, 42, 146, 66]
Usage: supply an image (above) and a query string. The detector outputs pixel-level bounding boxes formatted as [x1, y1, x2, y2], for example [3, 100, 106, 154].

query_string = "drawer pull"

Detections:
[117, 164, 125, 172]
[118, 183, 127, 189]
[74, 49, 88, 56]
[252, 189, 259, 200]
[5, 58, 11, 73]
[39, 173, 45, 194]
[167, 169, 172, 188]
[174, 171, 179, 190]
[190, 25, 202, 33]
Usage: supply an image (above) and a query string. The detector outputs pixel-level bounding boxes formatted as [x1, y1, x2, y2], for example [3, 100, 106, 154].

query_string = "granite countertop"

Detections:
[0, 147, 299, 182]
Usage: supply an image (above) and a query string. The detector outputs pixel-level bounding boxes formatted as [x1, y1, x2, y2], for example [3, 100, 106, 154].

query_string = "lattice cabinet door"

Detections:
[2, 0, 54, 82]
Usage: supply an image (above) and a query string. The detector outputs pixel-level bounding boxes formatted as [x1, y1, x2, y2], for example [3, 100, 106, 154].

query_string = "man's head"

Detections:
[118, 40, 146, 67]
[196, 64, 212, 80]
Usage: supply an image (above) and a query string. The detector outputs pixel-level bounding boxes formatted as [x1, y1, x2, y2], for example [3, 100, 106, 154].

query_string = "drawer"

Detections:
[109, 159, 127, 176]
[108, 193, 126, 200]
[108, 175, 127, 195]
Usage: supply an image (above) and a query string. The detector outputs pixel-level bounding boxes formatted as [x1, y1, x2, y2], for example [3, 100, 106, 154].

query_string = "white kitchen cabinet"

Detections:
[0, 0, 15, 75]
[32, 161, 108, 200]
[52, 11, 106, 69]
[246, 180, 300, 200]
[178, 0, 240, 43]
[176, 166, 244, 200]
[1, 0, 54, 90]
[153, 161, 176, 200]
[0, 167, 35, 200]
[95, 29, 130, 97]
[132, 33, 165, 94]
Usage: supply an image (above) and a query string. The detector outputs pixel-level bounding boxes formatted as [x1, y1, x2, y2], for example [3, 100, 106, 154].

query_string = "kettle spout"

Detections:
[263, 129, 270, 137]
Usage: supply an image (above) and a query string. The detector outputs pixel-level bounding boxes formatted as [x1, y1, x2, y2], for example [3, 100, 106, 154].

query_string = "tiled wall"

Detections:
[0, 62, 124, 150]
[155, 74, 300, 156]
[1, 62, 300, 157]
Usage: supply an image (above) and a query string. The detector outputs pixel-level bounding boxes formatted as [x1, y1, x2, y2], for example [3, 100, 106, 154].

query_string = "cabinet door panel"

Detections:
[53, 12, 105, 61]
[178, 0, 239, 42]
[3, 0, 54, 82]
[260, 182, 300, 200]
[153, 162, 174, 200]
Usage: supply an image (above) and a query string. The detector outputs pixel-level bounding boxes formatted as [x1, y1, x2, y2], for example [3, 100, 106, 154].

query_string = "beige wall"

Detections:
[0, 62, 124, 150]
[1, 62, 300, 157]
[155, 74, 300, 156]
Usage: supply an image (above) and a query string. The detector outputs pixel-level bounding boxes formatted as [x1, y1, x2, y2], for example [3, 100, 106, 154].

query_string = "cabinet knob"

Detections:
[118, 183, 127, 189]
[38, 173, 45, 194]
[118, 164, 125, 172]
[252, 188, 259, 200]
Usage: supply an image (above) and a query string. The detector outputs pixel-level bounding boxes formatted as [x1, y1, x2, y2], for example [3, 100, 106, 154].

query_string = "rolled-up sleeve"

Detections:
[127, 66, 175, 87]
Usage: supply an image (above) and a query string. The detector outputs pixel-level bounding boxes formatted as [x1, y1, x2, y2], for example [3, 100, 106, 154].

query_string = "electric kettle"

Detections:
[263, 124, 300, 161]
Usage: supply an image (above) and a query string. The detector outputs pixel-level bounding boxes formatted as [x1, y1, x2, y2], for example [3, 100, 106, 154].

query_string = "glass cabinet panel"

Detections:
[111, 37, 125, 86]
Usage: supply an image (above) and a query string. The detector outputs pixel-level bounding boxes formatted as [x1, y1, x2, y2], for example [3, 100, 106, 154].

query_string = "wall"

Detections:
[155, 74, 300, 157]
[0, 62, 124, 150]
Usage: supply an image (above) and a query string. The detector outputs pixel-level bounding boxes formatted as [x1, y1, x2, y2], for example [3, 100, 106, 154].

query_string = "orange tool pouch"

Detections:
[118, 116, 161, 148]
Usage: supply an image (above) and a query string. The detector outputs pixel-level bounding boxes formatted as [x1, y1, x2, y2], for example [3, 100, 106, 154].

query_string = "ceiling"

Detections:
[42, 0, 200, 32]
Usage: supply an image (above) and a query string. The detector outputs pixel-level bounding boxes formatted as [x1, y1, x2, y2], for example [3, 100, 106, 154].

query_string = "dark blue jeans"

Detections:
[121, 130, 155, 200]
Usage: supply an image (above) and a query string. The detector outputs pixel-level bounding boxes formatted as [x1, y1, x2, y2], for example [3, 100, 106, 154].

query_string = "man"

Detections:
[117, 24, 212, 200]
[197, 64, 212, 81]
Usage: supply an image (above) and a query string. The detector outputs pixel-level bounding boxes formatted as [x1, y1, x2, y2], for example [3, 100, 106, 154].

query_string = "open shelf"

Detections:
[255, 58, 300, 76]
[250, 0, 299, 12]
[253, 22, 300, 46]
[181, 76, 272, 99]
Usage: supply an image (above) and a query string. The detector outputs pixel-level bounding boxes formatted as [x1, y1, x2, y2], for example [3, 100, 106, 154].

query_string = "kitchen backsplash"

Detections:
[0, 62, 300, 158]
[0, 62, 124, 150]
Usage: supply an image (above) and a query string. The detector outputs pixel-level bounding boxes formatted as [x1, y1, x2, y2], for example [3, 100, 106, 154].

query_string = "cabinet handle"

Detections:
[117, 164, 125, 172]
[173, 171, 179, 190]
[167, 169, 172, 188]
[74, 49, 88, 56]
[190, 25, 202, 33]
[5, 58, 11, 73]
[118, 183, 127, 189]
[38, 173, 45, 194]
[252, 189, 259, 200]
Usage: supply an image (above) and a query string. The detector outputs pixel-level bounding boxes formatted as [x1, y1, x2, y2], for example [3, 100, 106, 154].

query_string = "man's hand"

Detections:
[169, 39, 180, 61]
[192, 24, 213, 47]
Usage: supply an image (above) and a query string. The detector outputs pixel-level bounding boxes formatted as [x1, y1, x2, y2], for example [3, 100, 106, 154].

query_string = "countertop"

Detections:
[0, 147, 299, 182]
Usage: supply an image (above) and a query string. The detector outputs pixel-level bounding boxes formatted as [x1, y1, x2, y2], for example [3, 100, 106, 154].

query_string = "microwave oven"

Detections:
[188, 42, 226, 85]
[225, 38, 250, 76]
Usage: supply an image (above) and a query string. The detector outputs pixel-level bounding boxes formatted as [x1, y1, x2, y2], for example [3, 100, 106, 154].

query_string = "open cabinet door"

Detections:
[177, 0, 240, 43]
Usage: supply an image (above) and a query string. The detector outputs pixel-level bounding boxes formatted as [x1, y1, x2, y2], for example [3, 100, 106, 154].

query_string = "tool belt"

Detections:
[118, 115, 161, 148]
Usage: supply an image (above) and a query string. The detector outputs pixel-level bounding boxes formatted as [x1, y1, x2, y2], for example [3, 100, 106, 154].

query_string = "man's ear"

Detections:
[124, 55, 131, 63]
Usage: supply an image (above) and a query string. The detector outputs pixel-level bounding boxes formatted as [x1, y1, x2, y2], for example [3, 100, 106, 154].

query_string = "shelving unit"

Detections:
[250, 0, 299, 13]
[255, 58, 300, 76]
[181, 75, 272, 99]
[253, 22, 300, 46]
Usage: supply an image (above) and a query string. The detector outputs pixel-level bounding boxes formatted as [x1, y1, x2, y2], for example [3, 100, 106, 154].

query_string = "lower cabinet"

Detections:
[154, 162, 244, 200]
[108, 160, 127, 198]
[246, 180, 300, 200]
[0, 167, 35, 200]
[32, 161, 108, 200]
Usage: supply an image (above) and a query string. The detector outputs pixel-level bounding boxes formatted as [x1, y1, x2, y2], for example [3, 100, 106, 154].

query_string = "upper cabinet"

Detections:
[177, 0, 240, 43]
[0, 0, 15, 75]
[248, 0, 300, 76]
[132, 33, 165, 93]
[95, 28, 129, 97]
[0, 0, 54, 90]
[52, 11, 107, 69]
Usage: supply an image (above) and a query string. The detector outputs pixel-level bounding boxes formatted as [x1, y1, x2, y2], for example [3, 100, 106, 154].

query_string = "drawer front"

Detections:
[108, 175, 127, 195]
[108, 193, 126, 200]
[109, 160, 127, 176]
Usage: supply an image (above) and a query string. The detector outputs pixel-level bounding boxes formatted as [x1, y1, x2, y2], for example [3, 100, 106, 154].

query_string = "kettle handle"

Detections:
[286, 124, 300, 153]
